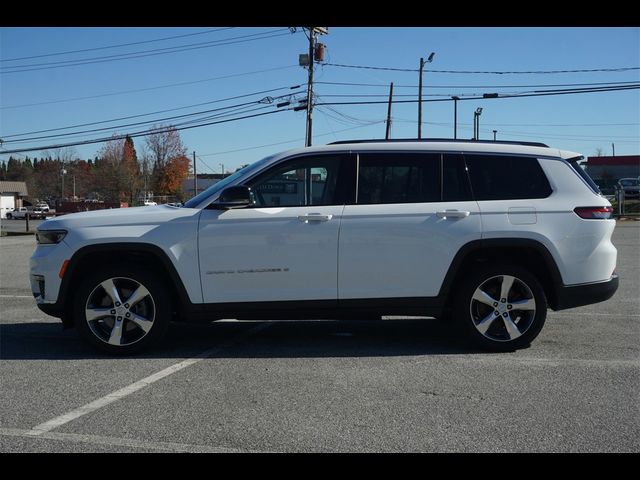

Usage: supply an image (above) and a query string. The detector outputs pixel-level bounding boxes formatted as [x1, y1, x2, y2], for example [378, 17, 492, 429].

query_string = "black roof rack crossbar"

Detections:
[327, 138, 549, 148]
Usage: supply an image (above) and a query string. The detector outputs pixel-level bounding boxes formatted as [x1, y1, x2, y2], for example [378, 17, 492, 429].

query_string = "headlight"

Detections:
[36, 230, 67, 245]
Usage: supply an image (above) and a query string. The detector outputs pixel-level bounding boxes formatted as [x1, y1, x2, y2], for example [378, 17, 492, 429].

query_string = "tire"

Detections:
[452, 264, 547, 351]
[72, 264, 172, 355]
[6, 213, 11, 219]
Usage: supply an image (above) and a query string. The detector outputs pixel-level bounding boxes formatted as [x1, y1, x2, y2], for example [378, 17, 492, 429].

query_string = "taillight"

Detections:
[574, 206, 613, 219]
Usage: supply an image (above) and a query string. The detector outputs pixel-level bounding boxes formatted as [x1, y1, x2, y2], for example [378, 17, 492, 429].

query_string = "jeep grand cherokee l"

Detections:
[30, 140, 618, 354]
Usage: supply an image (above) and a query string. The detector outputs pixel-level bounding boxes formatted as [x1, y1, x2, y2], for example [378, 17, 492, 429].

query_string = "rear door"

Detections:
[338, 152, 481, 300]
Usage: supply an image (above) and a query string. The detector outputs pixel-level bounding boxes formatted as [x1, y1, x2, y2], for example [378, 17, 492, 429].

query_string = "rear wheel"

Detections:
[73, 265, 171, 355]
[453, 264, 547, 351]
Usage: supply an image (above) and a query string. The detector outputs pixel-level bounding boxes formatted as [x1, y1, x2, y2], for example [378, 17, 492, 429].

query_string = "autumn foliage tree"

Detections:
[154, 155, 190, 198]
[95, 135, 141, 202]
[144, 125, 190, 199]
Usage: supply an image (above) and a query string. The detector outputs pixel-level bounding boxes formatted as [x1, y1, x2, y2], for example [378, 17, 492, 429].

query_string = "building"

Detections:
[0, 181, 28, 219]
[181, 175, 223, 199]
[585, 155, 640, 190]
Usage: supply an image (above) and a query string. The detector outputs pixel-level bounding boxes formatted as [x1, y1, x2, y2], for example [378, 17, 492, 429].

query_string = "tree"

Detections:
[154, 155, 190, 199]
[69, 160, 95, 200]
[95, 137, 126, 202]
[41, 146, 78, 165]
[122, 135, 141, 204]
[33, 157, 63, 200]
[145, 125, 187, 170]
[144, 125, 189, 196]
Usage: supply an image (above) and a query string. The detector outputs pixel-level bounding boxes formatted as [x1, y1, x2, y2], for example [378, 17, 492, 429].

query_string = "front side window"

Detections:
[247, 155, 342, 207]
[357, 153, 440, 204]
[465, 154, 552, 200]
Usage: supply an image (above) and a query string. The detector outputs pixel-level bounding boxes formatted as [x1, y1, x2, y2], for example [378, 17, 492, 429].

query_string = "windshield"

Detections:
[182, 154, 276, 208]
[620, 179, 639, 186]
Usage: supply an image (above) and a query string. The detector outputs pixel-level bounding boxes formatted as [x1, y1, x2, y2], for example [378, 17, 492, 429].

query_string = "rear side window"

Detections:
[567, 156, 600, 194]
[357, 153, 440, 204]
[443, 154, 473, 202]
[465, 154, 552, 200]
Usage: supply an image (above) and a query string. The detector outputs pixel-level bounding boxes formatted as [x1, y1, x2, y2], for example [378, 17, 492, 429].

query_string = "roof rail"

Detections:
[327, 138, 550, 148]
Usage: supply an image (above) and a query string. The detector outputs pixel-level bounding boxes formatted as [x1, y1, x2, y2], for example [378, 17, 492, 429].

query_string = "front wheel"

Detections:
[453, 264, 547, 351]
[73, 265, 171, 355]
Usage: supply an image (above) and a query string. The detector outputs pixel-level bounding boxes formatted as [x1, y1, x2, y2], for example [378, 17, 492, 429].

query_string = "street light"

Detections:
[60, 168, 67, 200]
[418, 51, 435, 139]
[451, 96, 460, 139]
[474, 108, 483, 140]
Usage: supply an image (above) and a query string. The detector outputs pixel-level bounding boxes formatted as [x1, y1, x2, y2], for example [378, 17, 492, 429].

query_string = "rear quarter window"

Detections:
[465, 154, 552, 200]
[567, 156, 600, 194]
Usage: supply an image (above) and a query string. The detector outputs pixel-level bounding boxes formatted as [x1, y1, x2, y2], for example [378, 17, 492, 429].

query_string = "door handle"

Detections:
[436, 210, 470, 219]
[298, 213, 333, 223]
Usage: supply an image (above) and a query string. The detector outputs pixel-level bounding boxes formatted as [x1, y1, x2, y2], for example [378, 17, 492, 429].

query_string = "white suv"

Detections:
[30, 140, 618, 354]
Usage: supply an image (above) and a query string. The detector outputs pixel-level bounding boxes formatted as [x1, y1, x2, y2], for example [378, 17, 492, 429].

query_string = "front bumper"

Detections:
[553, 274, 619, 311]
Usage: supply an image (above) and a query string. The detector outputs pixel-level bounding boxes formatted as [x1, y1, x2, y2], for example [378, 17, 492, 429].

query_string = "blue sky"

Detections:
[1, 27, 638, 173]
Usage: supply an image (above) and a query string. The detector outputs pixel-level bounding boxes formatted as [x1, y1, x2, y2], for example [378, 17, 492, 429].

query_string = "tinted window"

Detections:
[568, 156, 600, 194]
[465, 154, 552, 200]
[443, 154, 473, 202]
[357, 153, 440, 204]
[248, 155, 341, 207]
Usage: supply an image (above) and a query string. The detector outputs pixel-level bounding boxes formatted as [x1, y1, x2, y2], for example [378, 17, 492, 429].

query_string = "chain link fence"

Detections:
[610, 188, 640, 218]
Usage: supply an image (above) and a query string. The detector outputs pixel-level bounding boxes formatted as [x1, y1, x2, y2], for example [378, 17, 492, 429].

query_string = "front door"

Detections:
[198, 154, 348, 304]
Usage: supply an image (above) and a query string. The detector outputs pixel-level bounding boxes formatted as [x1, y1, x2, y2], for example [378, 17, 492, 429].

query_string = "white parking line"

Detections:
[549, 312, 640, 317]
[0, 428, 249, 453]
[0, 295, 34, 299]
[26, 322, 272, 436]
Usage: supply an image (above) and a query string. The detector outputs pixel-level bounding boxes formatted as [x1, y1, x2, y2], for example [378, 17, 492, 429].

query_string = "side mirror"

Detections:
[215, 185, 253, 209]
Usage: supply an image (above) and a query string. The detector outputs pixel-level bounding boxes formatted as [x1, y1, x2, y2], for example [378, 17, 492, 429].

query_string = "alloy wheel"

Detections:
[84, 277, 156, 347]
[469, 275, 537, 342]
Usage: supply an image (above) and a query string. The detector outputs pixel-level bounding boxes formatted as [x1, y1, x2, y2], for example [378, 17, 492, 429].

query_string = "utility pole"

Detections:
[612, 143, 616, 156]
[493, 130, 497, 141]
[385, 82, 394, 140]
[297, 27, 327, 147]
[451, 96, 460, 140]
[418, 52, 435, 139]
[220, 163, 225, 178]
[305, 28, 315, 147]
[193, 151, 197, 197]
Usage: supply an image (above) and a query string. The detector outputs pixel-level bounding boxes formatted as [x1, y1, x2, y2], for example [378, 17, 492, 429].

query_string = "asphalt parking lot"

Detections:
[1, 223, 638, 452]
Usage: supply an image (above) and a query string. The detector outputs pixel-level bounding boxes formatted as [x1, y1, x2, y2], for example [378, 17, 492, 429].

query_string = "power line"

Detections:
[392, 117, 640, 128]
[1, 99, 289, 144]
[198, 121, 385, 157]
[315, 81, 640, 99]
[2, 85, 303, 140]
[195, 155, 218, 174]
[0, 109, 293, 155]
[1, 29, 298, 74]
[0, 28, 235, 63]
[394, 118, 639, 140]
[316, 80, 640, 89]
[1, 65, 299, 110]
[313, 84, 640, 106]
[323, 63, 640, 75]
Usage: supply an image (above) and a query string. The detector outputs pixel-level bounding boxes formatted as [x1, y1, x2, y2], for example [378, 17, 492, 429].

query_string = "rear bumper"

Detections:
[553, 275, 619, 311]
